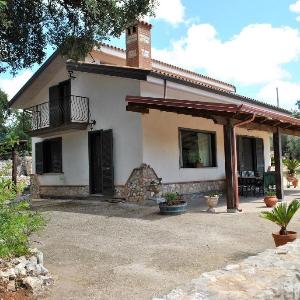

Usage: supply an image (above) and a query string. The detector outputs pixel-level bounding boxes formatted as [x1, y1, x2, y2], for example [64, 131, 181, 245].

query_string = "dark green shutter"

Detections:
[49, 85, 63, 126]
[51, 138, 62, 173]
[35, 142, 44, 174]
[255, 138, 265, 175]
[101, 129, 114, 193]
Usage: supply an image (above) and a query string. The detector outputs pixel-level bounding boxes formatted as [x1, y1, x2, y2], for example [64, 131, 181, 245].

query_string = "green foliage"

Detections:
[0, 0, 156, 74]
[266, 191, 276, 197]
[162, 192, 184, 206]
[163, 192, 179, 203]
[282, 135, 300, 160]
[0, 88, 31, 156]
[261, 200, 300, 235]
[282, 158, 300, 175]
[0, 163, 45, 258]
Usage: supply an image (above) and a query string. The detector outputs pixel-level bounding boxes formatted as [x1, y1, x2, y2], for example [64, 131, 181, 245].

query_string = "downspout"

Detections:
[163, 79, 167, 99]
[232, 111, 256, 211]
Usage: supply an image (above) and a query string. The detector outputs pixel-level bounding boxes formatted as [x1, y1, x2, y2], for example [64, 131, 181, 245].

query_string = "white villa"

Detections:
[9, 21, 300, 211]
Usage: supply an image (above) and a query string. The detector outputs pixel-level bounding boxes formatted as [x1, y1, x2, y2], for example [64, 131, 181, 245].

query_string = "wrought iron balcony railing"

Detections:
[24, 95, 89, 133]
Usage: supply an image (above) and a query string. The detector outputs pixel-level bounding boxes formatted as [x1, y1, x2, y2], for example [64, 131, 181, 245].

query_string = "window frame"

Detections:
[178, 128, 218, 169]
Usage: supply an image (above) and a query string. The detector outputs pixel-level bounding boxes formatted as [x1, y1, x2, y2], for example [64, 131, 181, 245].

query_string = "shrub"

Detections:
[283, 158, 300, 175]
[266, 191, 276, 197]
[0, 164, 45, 258]
[162, 192, 184, 206]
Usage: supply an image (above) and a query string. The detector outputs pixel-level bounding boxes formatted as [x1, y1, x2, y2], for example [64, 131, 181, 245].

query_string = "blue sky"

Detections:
[2, 0, 300, 110]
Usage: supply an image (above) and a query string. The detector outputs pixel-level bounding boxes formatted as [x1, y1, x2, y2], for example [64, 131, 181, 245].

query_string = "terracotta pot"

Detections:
[272, 231, 297, 247]
[264, 196, 278, 207]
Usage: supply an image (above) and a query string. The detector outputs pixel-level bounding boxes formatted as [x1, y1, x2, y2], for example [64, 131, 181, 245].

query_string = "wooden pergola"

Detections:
[125, 95, 300, 212]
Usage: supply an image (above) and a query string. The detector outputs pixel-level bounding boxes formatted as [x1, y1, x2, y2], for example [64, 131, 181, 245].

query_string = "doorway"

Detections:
[89, 129, 114, 194]
[237, 135, 265, 175]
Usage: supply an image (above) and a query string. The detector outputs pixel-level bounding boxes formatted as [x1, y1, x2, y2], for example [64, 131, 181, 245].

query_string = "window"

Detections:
[35, 137, 62, 174]
[179, 129, 216, 168]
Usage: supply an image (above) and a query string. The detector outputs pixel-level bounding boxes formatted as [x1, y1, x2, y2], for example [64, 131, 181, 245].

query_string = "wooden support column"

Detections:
[273, 128, 284, 200]
[223, 121, 238, 212]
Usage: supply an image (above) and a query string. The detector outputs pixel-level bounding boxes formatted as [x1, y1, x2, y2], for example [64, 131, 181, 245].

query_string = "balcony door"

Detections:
[49, 80, 71, 127]
[89, 129, 114, 195]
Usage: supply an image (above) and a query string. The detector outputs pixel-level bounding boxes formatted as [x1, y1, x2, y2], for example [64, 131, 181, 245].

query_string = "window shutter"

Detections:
[101, 129, 114, 193]
[49, 85, 63, 126]
[35, 142, 44, 174]
[51, 138, 62, 173]
[59, 80, 71, 123]
[255, 138, 265, 175]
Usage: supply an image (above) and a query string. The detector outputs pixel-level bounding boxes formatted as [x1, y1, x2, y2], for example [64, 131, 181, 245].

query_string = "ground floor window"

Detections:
[35, 137, 62, 174]
[179, 129, 217, 168]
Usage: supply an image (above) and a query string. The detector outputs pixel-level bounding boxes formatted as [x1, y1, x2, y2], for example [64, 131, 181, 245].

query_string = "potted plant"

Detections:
[261, 200, 300, 247]
[283, 158, 300, 187]
[159, 192, 187, 215]
[264, 191, 278, 207]
[204, 192, 221, 213]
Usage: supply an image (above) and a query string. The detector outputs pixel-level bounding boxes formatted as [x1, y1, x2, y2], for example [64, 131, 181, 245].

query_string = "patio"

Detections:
[32, 190, 300, 300]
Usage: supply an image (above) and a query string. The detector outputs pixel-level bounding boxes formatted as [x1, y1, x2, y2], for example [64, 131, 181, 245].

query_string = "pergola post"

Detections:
[273, 128, 284, 200]
[223, 121, 238, 212]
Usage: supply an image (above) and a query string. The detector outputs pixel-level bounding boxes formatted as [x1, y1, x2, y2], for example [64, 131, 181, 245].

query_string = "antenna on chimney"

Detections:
[276, 87, 280, 107]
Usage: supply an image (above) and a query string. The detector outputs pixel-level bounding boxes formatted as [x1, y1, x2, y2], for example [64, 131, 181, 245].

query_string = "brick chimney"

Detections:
[126, 21, 152, 69]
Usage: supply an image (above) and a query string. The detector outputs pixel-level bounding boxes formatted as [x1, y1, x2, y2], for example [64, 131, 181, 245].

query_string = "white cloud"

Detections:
[290, 0, 300, 13]
[153, 0, 185, 25]
[0, 71, 33, 100]
[257, 80, 300, 110]
[152, 23, 300, 85]
[289, 1, 300, 21]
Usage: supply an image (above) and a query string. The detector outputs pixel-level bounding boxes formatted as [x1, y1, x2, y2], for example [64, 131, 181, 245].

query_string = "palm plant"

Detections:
[261, 200, 300, 235]
[283, 159, 300, 176]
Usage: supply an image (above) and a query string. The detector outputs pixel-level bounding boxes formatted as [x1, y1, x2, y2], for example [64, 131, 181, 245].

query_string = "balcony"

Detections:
[24, 95, 90, 137]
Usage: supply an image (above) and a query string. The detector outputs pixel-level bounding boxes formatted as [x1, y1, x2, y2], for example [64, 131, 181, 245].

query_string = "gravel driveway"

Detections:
[32, 191, 300, 300]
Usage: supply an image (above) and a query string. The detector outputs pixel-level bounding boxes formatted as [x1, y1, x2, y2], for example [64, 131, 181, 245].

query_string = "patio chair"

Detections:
[253, 177, 264, 196]
[264, 171, 276, 192]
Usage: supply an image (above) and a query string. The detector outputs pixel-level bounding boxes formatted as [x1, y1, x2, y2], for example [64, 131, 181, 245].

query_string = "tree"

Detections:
[0, 89, 9, 140]
[0, 0, 156, 74]
[0, 88, 31, 157]
[280, 100, 300, 159]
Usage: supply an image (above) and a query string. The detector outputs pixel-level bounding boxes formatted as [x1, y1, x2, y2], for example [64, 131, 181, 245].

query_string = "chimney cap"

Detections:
[129, 19, 152, 30]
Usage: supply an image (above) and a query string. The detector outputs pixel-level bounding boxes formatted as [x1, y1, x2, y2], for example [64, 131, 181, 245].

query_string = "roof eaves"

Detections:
[66, 61, 151, 80]
[8, 50, 60, 108]
[150, 70, 292, 115]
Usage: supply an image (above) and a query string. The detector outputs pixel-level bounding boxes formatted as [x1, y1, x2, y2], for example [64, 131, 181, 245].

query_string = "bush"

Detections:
[0, 164, 45, 258]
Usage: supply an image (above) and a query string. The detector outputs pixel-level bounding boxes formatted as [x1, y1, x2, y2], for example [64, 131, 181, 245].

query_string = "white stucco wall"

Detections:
[142, 110, 225, 182]
[25, 67, 69, 108]
[71, 73, 142, 185]
[32, 132, 89, 185]
[32, 72, 142, 186]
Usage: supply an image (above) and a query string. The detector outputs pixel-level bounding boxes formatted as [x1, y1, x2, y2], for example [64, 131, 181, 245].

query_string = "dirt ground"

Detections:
[31, 190, 300, 300]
